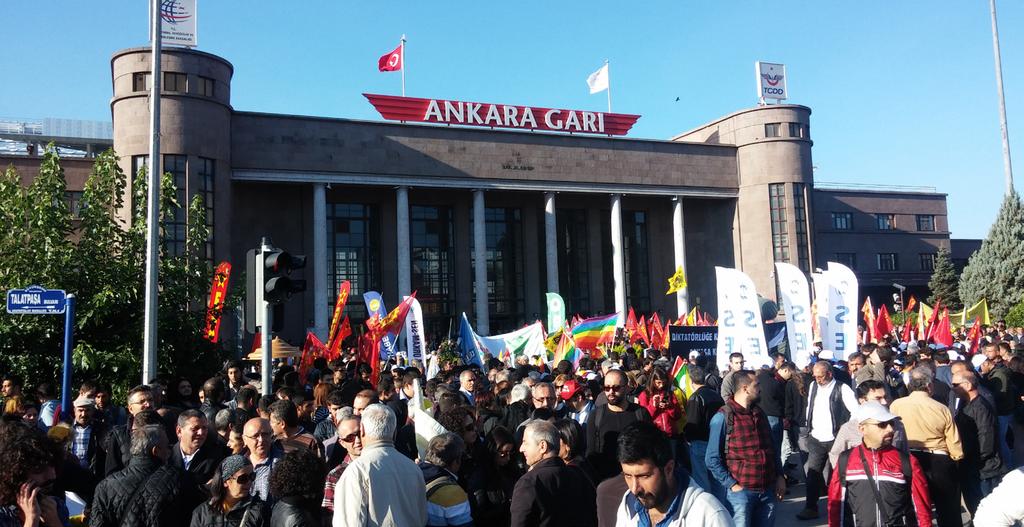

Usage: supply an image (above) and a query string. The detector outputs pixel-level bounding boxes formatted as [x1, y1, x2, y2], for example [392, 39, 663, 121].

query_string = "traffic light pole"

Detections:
[259, 237, 273, 395]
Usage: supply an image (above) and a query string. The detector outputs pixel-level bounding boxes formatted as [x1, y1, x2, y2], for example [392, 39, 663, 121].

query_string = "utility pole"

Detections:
[990, 0, 1015, 195]
[143, 0, 163, 384]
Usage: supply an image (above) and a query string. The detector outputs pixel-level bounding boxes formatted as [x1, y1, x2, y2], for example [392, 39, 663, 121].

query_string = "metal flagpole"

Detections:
[605, 59, 612, 113]
[401, 34, 406, 97]
[990, 0, 1015, 195]
[143, 0, 163, 385]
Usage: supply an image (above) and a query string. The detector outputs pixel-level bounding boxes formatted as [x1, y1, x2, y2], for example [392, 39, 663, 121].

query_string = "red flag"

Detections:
[874, 305, 894, 341]
[367, 292, 417, 336]
[967, 316, 982, 354]
[298, 332, 328, 382]
[663, 321, 671, 350]
[905, 295, 918, 313]
[378, 44, 403, 72]
[250, 331, 262, 356]
[637, 315, 651, 347]
[203, 262, 232, 343]
[901, 315, 912, 343]
[925, 299, 943, 341]
[932, 308, 953, 347]
[326, 280, 351, 348]
[327, 316, 352, 361]
[861, 297, 875, 343]
[625, 308, 638, 340]
[649, 313, 665, 350]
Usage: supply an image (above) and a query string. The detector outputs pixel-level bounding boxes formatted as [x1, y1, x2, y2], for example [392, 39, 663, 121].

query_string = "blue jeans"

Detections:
[998, 414, 1012, 468]
[766, 416, 783, 465]
[689, 440, 726, 504]
[726, 487, 776, 527]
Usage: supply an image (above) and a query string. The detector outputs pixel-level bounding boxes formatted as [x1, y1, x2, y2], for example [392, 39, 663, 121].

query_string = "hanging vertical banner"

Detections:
[326, 280, 351, 346]
[825, 262, 859, 360]
[775, 263, 813, 368]
[363, 291, 397, 358]
[715, 267, 769, 372]
[811, 271, 830, 345]
[546, 292, 565, 334]
[404, 296, 426, 362]
[203, 261, 231, 343]
[153, 0, 198, 47]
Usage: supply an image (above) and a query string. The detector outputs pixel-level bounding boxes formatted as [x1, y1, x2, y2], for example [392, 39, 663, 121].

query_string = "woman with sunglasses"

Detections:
[191, 455, 269, 527]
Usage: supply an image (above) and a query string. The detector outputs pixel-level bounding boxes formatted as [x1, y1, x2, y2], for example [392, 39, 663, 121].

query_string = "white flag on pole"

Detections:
[775, 263, 814, 368]
[715, 267, 770, 372]
[587, 63, 609, 94]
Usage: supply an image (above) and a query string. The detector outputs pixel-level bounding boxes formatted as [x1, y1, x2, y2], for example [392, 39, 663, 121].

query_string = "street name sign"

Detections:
[6, 285, 67, 315]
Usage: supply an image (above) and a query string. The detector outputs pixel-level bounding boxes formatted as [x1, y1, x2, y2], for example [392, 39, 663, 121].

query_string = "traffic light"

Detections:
[245, 239, 307, 334]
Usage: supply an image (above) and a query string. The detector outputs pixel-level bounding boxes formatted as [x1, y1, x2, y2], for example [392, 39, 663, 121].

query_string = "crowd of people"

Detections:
[1, 319, 1023, 527]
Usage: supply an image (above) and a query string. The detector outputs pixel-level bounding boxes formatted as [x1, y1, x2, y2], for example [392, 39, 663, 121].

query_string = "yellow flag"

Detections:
[965, 299, 991, 326]
[666, 266, 687, 295]
[685, 306, 698, 325]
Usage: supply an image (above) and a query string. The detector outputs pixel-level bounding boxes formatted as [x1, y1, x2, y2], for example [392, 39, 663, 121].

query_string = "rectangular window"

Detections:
[916, 214, 935, 232]
[132, 72, 151, 92]
[329, 203, 381, 327]
[835, 253, 856, 270]
[765, 123, 781, 138]
[163, 72, 187, 93]
[472, 208, 525, 334]
[831, 212, 853, 230]
[557, 209, 590, 315]
[198, 76, 215, 97]
[413, 206, 456, 340]
[163, 154, 187, 257]
[65, 191, 84, 219]
[876, 213, 896, 231]
[769, 183, 789, 263]
[793, 183, 810, 272]
[920, 253, 936, 271]
[624, 211, 651, 313]
[788, 123, 804, 138]
[877, 253, 899, 271]
[198, 158, 215, 260]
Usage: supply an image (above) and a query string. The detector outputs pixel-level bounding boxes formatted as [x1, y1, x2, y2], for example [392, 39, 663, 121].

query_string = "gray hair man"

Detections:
[90, 425, 172, 526]
[510, 421, 597, 526]
[419, 433, 473, 526]
[333, 404, 426, 526]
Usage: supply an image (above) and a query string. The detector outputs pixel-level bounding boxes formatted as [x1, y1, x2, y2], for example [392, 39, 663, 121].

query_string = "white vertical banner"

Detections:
[824, 262, 859, 360]
[715, 267, 770, 373]
[154, 0, 197, 47]
[811, 272, 830, 347]
[775, 263, 814, 368]
[403, 296, 426, 362]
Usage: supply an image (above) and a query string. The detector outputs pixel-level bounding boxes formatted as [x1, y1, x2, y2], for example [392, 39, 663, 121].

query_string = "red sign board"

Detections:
[364, 94, 640, 136]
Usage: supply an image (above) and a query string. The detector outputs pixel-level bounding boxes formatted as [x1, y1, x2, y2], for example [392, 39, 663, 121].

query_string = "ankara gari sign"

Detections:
[364, 94, 641, 136]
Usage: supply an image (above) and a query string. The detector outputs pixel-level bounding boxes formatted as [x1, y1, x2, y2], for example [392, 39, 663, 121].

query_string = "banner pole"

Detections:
[400, 34, 406, 97]
[61, 295, 76, 416]
[605, 59, 612, 113]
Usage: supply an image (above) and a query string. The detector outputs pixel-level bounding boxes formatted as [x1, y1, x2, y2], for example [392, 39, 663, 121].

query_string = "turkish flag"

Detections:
[378, 44, 402, 72]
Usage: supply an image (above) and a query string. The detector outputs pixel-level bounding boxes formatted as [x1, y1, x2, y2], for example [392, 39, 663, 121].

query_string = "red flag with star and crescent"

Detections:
[378, 44, 403, 72]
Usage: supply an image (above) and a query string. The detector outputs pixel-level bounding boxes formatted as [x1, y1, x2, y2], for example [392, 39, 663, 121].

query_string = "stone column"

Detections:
[473, 190, 489, 335]
[313, 183, 328, 340]
[396, 186, 411, 299]
[610, 194, 626, 322]
[672, 196, 690, 318]
[544, 192, 559, 293]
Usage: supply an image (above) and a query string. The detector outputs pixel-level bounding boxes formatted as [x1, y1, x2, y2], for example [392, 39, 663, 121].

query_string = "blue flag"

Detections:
[458, 313, 484, 367]
[363, 291, 398, 358]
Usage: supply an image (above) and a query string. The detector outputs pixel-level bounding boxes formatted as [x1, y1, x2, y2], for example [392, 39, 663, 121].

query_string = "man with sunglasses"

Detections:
[585, 369, 651, 482]
[827, 402, 932, 527]
[322, 413, 362, 520]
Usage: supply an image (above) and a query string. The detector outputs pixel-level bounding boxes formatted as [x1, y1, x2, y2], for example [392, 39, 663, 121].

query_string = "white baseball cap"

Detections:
[854, 401, 898, 424]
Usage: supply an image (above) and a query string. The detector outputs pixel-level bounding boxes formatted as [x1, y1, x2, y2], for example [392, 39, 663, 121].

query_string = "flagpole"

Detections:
[400, 34, 406, 97]
[605, 59, 612, 113]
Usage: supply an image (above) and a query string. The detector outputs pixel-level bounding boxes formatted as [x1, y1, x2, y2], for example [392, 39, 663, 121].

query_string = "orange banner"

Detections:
[203, 262, 232, 343]
[326, 281, 351, 349]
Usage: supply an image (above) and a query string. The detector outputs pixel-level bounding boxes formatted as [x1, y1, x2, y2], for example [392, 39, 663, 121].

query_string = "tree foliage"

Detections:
[959, 192, 1024, 319]
[927, 247, 961, 309]
[0, 146, 236, 401]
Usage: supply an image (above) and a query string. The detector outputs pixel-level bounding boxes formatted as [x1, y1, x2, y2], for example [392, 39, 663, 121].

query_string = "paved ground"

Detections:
[776, 482, 827, 527]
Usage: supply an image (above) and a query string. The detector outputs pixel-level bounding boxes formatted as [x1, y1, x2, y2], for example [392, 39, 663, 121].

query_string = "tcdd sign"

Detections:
[6, 285, 67, 315]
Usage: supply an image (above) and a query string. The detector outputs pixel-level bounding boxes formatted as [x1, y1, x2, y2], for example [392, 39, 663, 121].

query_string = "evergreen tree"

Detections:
[928, 247, 960, 308]
[959, 192, 1024, 318]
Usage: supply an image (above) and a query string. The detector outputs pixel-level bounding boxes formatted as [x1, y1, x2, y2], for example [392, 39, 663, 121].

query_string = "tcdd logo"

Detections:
[761, 72, 784, 87]
[161, 0, 191, 25]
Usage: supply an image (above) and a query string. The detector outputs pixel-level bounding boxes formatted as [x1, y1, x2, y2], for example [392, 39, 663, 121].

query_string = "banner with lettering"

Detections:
[326, 280, 351, 347]
[203, 262, 231, 343]
[715, 267, 770, 372]
[404, 296, 426, 363]
[668, 326, 718, 359]
[775, 263, 814, 368]
[824, 262, 859, 360]
[811, 271, 830, 345]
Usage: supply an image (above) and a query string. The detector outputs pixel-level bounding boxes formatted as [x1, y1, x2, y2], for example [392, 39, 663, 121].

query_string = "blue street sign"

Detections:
[6, 285, 67, 315]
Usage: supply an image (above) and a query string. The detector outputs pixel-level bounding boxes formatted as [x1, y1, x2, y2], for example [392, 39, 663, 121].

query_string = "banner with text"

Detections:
[824, 262, 859, 360]
[404, 296, 426, 363]
[152, 0, 197, 47]
[668, 325, 718, 359]
[775, 262, 814, 368]
[715, 267, 770, 372]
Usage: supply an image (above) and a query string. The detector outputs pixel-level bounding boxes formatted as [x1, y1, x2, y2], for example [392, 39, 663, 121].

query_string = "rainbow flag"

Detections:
[552, 328, 577, 365]
[572, 312, 619, 350]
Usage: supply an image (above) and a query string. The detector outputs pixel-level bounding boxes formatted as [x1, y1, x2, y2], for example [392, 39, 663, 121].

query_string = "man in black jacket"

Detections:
[756, 362, 792, 463]
[585, 370, 650, 482]
[169, 410, 227, 493]
[952, 370, 1005, 515]
[510, 420, 597, 527]
[683, 364, 725, 497]
[90, 425, 171, 526]
[103, 385, 155, 476]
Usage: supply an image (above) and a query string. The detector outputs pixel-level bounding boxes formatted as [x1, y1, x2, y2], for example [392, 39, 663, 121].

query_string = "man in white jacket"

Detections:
[616, 421, 732, 527]
[973, 466, 1024, 526]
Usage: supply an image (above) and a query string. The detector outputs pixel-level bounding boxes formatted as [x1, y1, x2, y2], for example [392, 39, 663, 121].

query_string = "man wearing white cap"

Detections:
[70, 395, 106, 479]
[826, 402, 932, 527]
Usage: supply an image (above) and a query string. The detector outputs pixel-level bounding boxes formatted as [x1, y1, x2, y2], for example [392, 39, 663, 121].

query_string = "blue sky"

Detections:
[2, 1, 1021, 239]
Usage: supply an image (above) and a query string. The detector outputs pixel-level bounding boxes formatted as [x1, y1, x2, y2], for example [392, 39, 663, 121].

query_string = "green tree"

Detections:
[927, 247, 961, 309]
[0, 146, 234, 400]
[959, 192, 1024, 318]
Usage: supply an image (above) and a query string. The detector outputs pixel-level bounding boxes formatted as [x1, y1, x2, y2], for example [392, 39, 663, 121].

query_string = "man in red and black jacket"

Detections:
[827, 402, 932, 527]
